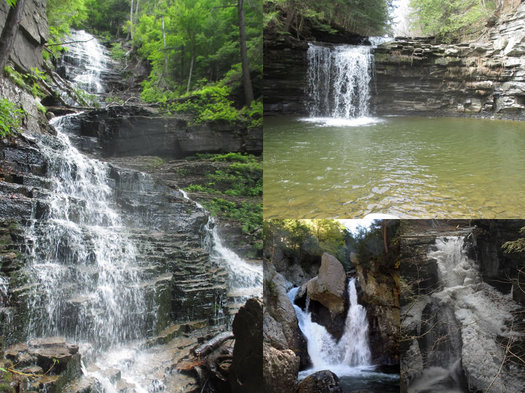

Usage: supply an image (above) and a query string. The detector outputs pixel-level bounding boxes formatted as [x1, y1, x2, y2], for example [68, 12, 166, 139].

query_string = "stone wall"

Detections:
[0, 0, 48, 71]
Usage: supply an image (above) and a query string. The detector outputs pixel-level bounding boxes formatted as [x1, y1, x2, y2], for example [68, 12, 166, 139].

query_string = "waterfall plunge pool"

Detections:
[289, 280, 400, 393]
[263, 115, 525, 218]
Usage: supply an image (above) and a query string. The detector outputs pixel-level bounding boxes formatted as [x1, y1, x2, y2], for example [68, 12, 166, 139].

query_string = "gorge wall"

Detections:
[264, 3, 525, 119]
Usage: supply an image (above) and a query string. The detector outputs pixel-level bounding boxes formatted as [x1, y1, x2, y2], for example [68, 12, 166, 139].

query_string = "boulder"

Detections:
[231, 298, 263, 393]
[264, 261, 310, 368]
[262, 343, 299, 393]
[306, 253, 346, 317]
[296, 370, 343, 393]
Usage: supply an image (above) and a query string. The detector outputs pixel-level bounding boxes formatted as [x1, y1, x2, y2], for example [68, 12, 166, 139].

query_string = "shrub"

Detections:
[0, 99, 24, 138]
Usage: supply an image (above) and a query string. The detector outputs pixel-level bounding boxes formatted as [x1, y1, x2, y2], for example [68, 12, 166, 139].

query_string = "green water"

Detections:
[264, 116, 525, 218]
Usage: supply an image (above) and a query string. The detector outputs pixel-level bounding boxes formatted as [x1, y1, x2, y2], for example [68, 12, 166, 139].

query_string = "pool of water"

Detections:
[299, 366, 399, 393]
[264, 116, 525, 218]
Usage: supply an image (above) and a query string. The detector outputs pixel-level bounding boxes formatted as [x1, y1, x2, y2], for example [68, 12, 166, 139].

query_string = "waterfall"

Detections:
[409, 236, 522, 393]
[306, 44, 374, 119]
[289, 278, 372, 377]
[13, 30, 262, 392]
[25, 114, 147, 350]
[59, 30, 110, 94]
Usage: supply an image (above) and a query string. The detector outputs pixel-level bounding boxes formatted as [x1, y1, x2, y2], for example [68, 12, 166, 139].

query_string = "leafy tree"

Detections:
[264, 0, 393, 37]
[409, 0, 498, 42]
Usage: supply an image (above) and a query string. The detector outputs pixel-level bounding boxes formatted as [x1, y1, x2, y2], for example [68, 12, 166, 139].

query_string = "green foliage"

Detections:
[5, 0, 17, 7]
[4, 66, 25, 89]
[134, 0, 262, 116]
[410, 0, 497, 42]
[46, 0, 87, 59]
[105, 95, 125, 105]
[74, 88, 99, 107]
[502, 226, 525, 254]
[0, 99, 24, 138]
[264, 219, 349, 268]
[203, 198, 262, 234]
[264, 0, 392, 37]
[161, 84, 239, 124]
[110, 42, 127, 62]
[84, 0, 129, 36]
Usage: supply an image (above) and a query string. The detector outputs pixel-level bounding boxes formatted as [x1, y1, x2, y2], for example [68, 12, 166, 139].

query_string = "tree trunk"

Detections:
[186, 54, 194, 94]
[129, 0, 134, 40]
[0, 0, 27, 71]
[238, 0, 254, 106]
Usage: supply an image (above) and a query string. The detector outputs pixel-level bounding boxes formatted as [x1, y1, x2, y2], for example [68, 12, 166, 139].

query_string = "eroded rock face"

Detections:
[263, 261, 309, 367]
[306, 253, 346, 317]
[63, 106, 262, 159]
[296, 370, 343, 393]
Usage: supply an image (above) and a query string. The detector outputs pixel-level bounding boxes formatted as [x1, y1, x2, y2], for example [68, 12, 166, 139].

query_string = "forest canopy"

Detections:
[264, 0, 393, 37]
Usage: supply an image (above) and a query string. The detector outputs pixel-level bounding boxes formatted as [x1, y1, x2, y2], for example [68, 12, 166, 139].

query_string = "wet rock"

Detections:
[230, 298, 263, 393]
[306, 253, 346, 317]
[262, 343, 299, 393]
[296, 370, 342, 393]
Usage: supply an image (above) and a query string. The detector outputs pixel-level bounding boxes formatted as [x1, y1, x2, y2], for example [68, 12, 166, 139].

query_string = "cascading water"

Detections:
[25, 114, 147, 350]
[59, 30, 109, 94]
[14, 30, 262, 392]
[289, 278, 372, 376]
[409, 236, 523, 393]
[306, 43, 374, 119]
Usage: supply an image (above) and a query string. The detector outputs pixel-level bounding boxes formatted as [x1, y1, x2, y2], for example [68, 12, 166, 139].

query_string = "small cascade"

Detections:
[306, 43, 374, 119]
[289, 278, 372, 376]
[59, 30, 110, 94]
[11, 29, 262, 392]
[409, 236, 523, 393]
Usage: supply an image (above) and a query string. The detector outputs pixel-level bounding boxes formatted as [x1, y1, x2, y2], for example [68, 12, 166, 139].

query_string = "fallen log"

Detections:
[193, 332, 234, 358]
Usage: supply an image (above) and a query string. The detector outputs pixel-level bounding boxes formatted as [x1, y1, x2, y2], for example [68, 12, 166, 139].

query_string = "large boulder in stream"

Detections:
[296, 370, 343, 393]
[306, 253, 347, 317]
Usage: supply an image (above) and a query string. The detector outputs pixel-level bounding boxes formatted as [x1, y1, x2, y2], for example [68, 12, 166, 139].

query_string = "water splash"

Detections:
[289, 278, 372, 376]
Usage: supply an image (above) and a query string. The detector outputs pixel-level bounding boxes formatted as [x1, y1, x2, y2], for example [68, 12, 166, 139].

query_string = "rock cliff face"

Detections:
[374, 3, 525, 118]
[0, 0, 48, 71]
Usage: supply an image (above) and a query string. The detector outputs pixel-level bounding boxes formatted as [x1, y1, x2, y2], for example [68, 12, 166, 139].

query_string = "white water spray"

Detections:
[307, 44, 374, 119]
[61, 30, 110, 94]
[289, 278, 372, 376]
[410, 236, 524, 393]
